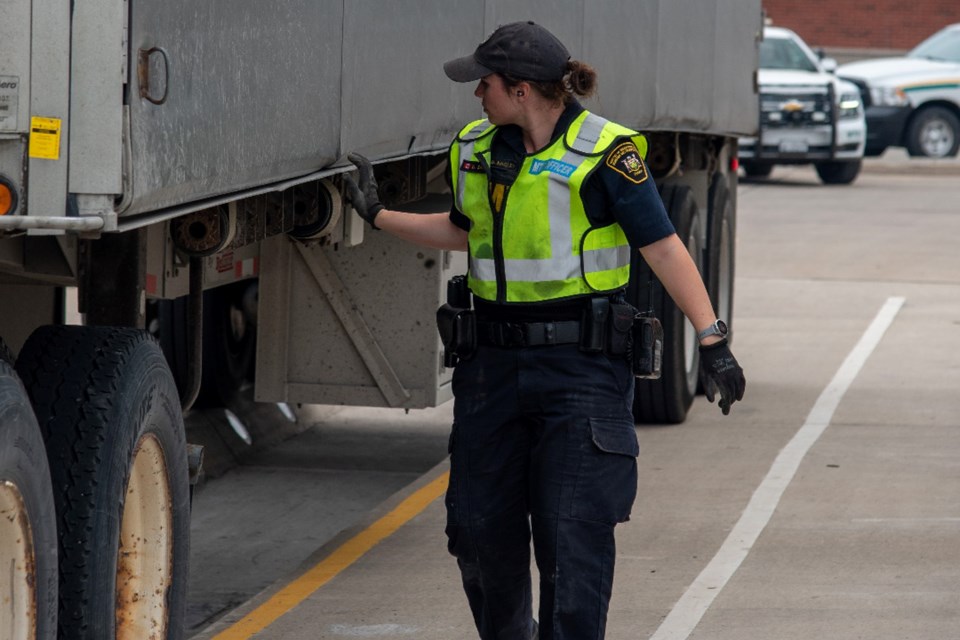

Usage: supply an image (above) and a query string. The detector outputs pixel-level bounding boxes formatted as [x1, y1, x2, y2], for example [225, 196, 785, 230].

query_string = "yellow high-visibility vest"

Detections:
[450, 110, 646, 303]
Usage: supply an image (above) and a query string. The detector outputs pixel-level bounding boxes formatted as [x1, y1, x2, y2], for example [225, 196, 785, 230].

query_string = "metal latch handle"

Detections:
[137, 47, 169, 105]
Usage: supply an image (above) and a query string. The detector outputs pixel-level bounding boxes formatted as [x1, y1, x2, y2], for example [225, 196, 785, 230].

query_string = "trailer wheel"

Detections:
[150, 281, 257, 408]
[814, 160, 861, 185]
[0, 356, 58, 640]
[16, 326, 189, 640]
[706, 175, 736, 343]
[905, 106, 960, 158]
[203, 281, 257, 404]
[631, 185, 702, 424]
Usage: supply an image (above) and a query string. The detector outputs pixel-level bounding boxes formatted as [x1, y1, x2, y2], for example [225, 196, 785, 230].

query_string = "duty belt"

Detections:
[477, 320, 581, 348]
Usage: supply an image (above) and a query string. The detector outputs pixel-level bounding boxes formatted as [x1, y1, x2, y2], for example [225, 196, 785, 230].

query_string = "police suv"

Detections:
[740, 26, 866, 184]
[838, 23, 960, 159]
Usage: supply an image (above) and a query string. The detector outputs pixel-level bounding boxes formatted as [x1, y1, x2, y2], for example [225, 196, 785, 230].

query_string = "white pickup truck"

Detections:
[739, 26, 866, 184]
[838, 23, 960, 159]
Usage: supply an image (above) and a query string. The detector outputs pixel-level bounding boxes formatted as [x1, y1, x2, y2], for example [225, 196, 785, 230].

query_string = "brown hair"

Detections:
[502, 60, 598, 105]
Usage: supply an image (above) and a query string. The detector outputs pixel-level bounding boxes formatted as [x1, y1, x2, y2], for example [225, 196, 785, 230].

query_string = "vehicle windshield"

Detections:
[909, 27, 960, 62]
[759, 36, 819, 72]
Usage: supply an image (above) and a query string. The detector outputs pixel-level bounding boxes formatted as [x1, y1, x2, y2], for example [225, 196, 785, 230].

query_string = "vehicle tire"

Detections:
[630, 184, 703, 424]
[741, 160, 773, 178]
[706, 175, 736, 344]
[149, 281, 257, 408]
[905, 106, 960, 158]
[203, 281, 257, 404]
[815, 159, 862, 185]
[0, 355, 58, 640]
[16, 326, 190, 640]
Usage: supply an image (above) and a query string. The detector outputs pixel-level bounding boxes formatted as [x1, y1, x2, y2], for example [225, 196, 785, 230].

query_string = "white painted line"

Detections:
[649, 296, 905, 640]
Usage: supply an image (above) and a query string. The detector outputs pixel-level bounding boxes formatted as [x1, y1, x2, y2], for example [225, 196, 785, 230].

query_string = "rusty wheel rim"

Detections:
[0, 480, 36, 640]
[115, 434, 173, 640]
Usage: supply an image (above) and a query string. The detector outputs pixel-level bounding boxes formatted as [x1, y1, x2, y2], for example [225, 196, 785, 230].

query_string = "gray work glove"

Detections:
[699, 339, 746, 415]
[342, 153, 384, 229]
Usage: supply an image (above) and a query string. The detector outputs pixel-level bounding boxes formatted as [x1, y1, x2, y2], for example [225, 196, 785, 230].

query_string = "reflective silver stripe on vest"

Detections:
[569, 113, 608, 155]
[525, 113, 614, 281]
[471, 244, 628, 283]
[455, 121, 493, 211]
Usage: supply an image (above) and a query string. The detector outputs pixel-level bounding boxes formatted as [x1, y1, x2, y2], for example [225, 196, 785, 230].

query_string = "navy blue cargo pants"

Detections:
[446, 343, 639, 640]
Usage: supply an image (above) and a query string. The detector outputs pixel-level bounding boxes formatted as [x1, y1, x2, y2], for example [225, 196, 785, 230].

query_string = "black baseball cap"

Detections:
[444, 21, 570, 83]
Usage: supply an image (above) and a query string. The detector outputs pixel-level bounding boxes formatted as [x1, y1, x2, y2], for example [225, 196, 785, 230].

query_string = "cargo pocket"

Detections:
[570, 417, 640, 524]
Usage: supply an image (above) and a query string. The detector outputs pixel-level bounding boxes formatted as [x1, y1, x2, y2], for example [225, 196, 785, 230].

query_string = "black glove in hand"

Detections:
[699, 339, 745, 415]
[343, 153, 385, 229]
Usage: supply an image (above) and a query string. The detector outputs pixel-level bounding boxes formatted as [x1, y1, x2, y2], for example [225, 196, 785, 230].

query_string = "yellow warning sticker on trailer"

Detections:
[28, 116, 61, 160]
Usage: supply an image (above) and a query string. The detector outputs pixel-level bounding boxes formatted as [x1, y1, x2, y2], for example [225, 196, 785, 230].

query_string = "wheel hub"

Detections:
[0, 481, 36, 640]
[921, 118, 955, 158]
[115, 434, 173, 640]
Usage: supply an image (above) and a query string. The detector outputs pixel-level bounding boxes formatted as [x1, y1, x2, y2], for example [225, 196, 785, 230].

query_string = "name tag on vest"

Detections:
[529, 158, 576, 178]
[460, 160, 484, 172]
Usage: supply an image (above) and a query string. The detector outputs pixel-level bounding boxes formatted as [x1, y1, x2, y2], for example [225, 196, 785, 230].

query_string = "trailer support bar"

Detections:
[294, 242, 411, 407]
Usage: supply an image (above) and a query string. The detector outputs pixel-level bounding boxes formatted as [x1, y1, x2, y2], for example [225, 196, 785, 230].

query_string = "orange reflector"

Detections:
[0, 182, 13, 216]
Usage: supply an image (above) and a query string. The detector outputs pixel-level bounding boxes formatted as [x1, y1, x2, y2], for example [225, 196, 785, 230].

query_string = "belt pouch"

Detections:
[436, 304, 476, 367]
[580, 297, 610, 352]
[607, 302, 636, 356]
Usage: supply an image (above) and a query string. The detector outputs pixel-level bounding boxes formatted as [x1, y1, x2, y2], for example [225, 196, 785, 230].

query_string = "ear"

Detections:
[514, 81, 531, 99]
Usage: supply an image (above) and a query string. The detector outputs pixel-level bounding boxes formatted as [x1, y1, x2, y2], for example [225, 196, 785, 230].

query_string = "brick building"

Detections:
[763, 0, 960, 59]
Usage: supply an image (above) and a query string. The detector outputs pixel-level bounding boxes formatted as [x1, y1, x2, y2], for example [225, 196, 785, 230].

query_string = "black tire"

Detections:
[705, 175, 736, 344]
[905, 106, 960, 158]
[203, 281, 257, 404]
[0, 357, 58, 640]
[741, 160, 773, 178]
[16, 326, 190, 640]
[149, 281, 257, 408]
[630, 184, 703, 424]
[815, 159, 862, 185]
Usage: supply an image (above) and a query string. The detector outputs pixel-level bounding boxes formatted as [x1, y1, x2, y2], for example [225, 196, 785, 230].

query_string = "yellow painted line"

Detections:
[212, 471, 450, 639]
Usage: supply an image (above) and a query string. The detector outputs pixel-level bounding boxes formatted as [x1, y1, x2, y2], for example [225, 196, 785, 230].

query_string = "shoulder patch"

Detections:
[605, 141, 649, 184]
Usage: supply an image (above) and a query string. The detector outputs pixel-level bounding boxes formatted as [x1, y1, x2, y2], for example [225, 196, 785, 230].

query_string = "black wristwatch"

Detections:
[697, 319, 728, 342]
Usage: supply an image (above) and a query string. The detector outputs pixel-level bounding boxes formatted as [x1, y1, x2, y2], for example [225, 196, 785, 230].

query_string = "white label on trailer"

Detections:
[0, 76, 19, 131]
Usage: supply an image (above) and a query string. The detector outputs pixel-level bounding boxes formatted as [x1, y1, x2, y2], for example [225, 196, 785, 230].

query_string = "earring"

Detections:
[517, 91, 524, 97]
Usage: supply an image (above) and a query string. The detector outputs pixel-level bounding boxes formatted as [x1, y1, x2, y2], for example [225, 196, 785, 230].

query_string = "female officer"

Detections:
[345, 21, 745, 640]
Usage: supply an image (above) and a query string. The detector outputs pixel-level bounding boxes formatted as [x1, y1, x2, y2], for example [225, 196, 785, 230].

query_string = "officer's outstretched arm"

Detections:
[639, 234, 745, 414]
[344, 153, 468, 251]
[377, 210, 469, 251]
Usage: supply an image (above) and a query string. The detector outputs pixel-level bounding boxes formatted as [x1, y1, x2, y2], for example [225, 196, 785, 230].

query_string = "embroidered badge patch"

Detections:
[461, 160, 484, 172]
[606, 142, 648, 184]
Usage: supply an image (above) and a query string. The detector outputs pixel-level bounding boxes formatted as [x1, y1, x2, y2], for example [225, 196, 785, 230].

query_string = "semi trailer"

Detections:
[0, 1, 760, 637]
